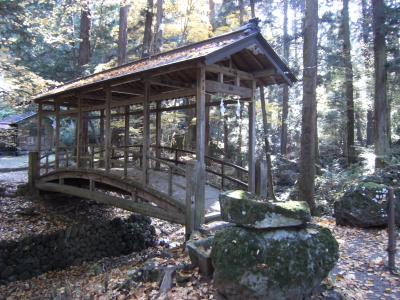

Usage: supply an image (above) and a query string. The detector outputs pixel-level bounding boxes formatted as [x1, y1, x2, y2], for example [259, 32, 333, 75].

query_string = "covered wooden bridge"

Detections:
[30, 19, 296, 235]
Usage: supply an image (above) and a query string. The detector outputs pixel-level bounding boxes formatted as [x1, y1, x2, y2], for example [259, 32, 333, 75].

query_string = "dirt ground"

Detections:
[0, 171, 399, 300]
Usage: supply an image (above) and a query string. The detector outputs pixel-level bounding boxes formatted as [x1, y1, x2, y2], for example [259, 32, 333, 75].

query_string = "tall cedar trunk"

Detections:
[250, 0, 255, 19]
[280, 0, 289, 155]
[372, 0, 389, 168]
[78, 1, 91, 66]
[239, 0, 245, 25]
[355, 112, 363, 146]
[151, 0, 164, 54]
[142, 0, 154, 58]
[298, 0, 318, 214]
[209, 0, 216, 32]
[117, 2, 129, 66]
[260, 86, 276, 200]
[366, 109, 374, 145]
[342, 0, 356, 165]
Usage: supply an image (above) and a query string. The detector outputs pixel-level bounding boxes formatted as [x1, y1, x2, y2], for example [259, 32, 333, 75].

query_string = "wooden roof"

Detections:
[33, 19, 296, 103]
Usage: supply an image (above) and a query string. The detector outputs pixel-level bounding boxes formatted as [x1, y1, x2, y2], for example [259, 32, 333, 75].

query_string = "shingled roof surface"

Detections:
[34, 19, 295, 101]
[0, 111, 36, 125]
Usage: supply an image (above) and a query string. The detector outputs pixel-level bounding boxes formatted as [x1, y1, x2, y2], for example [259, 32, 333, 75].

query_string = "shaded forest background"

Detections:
[0, 0, 399, 194]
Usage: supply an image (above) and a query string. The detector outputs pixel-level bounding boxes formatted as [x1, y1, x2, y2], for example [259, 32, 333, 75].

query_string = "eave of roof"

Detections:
[33, 19, 297, 102]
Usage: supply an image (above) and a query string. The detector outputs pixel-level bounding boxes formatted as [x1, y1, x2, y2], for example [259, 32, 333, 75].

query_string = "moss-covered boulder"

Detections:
[219, 190, 311, 228]
[334, 182, 400, 227]
[211, 224, 339, 300]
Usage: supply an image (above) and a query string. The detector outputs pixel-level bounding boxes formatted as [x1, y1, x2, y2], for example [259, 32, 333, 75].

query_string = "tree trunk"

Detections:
[239, 0, 245, 25]
[117, 1, 129, 66]
[342, 0, 356, 165]
[208, 0, 216, 32]
[260, 86, 276, 200]
[280, 0, 289, 156]
[372, 0, 389, 168]
[151, 0, 164, 54]
[355, 112, 363, 146]
[142, 0, 154, 58]
[298, 0, 318, 215]
[78, 1, 91, 66]
[366, 109, 374, 146]
[250, 0, 255, 19]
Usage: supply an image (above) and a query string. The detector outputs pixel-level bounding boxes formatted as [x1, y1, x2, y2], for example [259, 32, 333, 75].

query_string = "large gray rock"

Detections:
[219, 190, 311, 228]
[211, 224, 339, 300]
[334, 182, 400, 228]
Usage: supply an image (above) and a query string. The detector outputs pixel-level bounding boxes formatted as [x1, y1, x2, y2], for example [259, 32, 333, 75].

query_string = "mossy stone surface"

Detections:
[219, 190, 311, 228]
[211, 224, 339, 300]
[334, 182, 400, 228]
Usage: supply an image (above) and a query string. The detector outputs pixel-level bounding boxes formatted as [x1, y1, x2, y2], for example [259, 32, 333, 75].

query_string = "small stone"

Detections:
[186, 232, 214, 277]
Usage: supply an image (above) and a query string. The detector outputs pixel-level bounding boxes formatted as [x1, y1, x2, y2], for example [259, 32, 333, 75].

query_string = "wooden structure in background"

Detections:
[30, 19, 296, 234]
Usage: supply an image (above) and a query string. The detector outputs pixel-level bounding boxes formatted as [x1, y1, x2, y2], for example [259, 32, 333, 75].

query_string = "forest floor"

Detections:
[0, 171, 399, 300]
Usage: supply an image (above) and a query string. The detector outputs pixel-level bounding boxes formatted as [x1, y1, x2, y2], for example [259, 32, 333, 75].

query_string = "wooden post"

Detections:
[185, 160, 196, 240]
[388, 187, 397, 273]
[142, 81, 150, 185]
[90, 145, 94, 168]
[55, 102, 60, 169]
[65, 149, 69, 168]
[155, 101, 161, 170]
[37, 103, 42, 175]
[168, 167, 173, 196]
[248, 80, 256, 193]
[195, 65, 206, 228]
[28, 151, 39, 194]
[255, 159, 268, 198]
[105, 87, 112, 171]
[76, 95, 82, 168]
[205, 94, 211, 156]
[100, 109, 105, 167]
[124, 105, 130, 178]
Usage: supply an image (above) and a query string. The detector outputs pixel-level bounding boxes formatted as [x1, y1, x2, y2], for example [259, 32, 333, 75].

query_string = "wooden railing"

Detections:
[44, 144, 248, 190]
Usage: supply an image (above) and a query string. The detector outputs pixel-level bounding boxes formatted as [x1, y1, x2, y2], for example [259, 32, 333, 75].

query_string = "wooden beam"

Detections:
[150, 78, 194, 89]
[248, 80, 256, 193]
[76, 95, 82, 168]
[205, 80, 252, 97]
[35, 182, 185, 224]
[105, 87, 112, 171]
[252, 69, 277, 78]
[37, 103, 42, 154]
[112, 85, 143, 95]
[195, 65, 206, 228]
[142, 81, 150, 184]
[55, 101, 60, 169]
[124, 105, 129, 178]
[155, 101, 161, 170]
[206, 64, 254, 80]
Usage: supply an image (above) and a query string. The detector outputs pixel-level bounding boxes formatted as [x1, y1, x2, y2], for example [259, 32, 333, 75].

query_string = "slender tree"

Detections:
[341, 0, 355, 165]
[117, 0, 129, 65]
[151, 0, 164, 54]
[280, 0, 289, 155]
[372, 0, 389, 168]
[239, 0, 245, 25]
[142, 0, 154, 57]
[78, 1, 91, 66]
[298, 0, 318, 214]
[260, 86, 276, 200]
[250, 0, 255, 18]
[209, 0, 216, 32]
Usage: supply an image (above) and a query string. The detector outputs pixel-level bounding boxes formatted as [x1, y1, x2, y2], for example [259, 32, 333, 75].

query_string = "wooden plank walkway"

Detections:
[109, 166, 221, 215]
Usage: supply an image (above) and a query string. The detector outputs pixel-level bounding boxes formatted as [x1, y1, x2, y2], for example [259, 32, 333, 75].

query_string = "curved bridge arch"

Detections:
[36, 168, 186, 224]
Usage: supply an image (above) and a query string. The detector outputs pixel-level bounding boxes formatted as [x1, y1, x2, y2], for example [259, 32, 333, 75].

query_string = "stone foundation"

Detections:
[0, 214, 156, 284]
